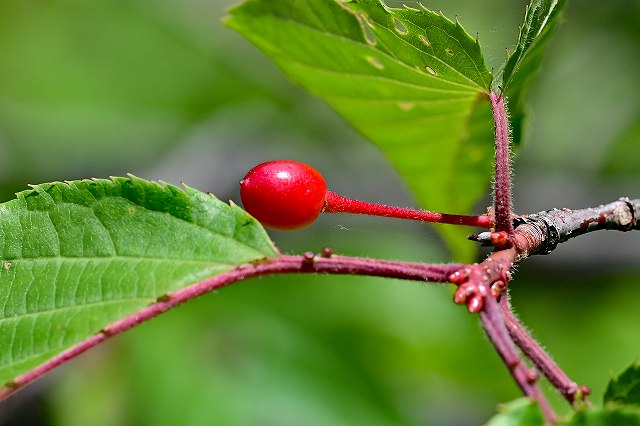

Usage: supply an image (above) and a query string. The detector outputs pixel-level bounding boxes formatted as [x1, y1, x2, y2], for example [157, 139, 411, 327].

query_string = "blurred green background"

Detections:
[0, 0, 639, 424]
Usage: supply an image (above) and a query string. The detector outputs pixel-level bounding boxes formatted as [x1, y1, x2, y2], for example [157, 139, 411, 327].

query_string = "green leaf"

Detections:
[226, 0, 494, 260]
[604, 362, 640, 407]
[486, 398, 545, 426]
[0, 176, 277, 384]
[557, 407, 640, 426]
[497, 0, 568, 145]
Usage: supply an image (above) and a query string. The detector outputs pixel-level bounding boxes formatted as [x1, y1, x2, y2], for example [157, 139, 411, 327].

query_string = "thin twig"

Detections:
[499, 296, 588, 404]
[480, 296, 555, 424]
[490, 91, 514, 234]
[0, 254, 461, 400]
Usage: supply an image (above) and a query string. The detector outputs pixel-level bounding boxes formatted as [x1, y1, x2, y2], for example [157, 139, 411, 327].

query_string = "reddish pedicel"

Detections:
[240, 160, 492, 230]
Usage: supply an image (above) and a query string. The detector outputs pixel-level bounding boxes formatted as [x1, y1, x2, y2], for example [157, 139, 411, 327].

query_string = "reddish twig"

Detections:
[0, 253, 461, 401]
[499, 296, 591, 405]
[490, 91, 514, 235]
[480, 295, 555, 424]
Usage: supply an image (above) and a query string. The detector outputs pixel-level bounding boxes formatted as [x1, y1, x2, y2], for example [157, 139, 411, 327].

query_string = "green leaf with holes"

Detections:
[497, 0, 568, 145]
[226, 0, 494, 260]
[0, 176, 277, 385]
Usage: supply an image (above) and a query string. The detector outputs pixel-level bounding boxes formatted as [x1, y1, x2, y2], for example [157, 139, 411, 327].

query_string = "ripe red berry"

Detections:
[239, 160, 327, 230]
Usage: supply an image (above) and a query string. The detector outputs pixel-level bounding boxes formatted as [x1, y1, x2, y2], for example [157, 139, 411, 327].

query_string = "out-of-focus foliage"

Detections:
[0, 0, 282, 197]
[0, 0, 638, 425]
[604, 362, 640, 407]
[601, 117, 640, 179]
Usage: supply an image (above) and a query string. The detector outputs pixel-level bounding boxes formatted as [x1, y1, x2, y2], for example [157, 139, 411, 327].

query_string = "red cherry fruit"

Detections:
[240, 160, 327, 230]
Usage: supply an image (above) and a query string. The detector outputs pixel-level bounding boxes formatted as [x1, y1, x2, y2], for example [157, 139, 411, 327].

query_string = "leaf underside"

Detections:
[226, 0, 494, 260]
[0, 176, 276, 384]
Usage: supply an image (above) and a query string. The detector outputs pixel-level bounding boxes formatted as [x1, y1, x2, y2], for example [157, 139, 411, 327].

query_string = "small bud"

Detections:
[449, 269, 469, 285]
[321, 247, 334, 258]
[526, 369, 539, 383]
[100, 326, 114, 336]
[507, 357, 520, 369]
[477, 282, 490, 297]
[467, 295, 484, 313]
[491, 280, 507, 297]
[302, 251, 315, 264]
[156, 294, 172, 303]
[490, 231, 512, 249]
[454, 283, 474, 304]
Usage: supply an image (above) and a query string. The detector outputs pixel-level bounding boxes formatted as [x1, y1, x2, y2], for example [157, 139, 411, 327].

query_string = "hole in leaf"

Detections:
[425, 65, 437, 76]
[356, 13, 376, 45]
[419, 34, 431, 46]
[446, 49, 454, 56]
[393, 17, 408, 35]
[366, 56, 384, 69]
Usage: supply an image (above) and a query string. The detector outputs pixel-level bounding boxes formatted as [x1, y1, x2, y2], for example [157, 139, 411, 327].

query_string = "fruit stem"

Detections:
[324, 191, 492, 228]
